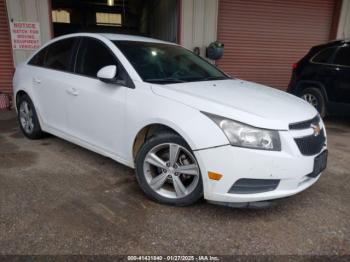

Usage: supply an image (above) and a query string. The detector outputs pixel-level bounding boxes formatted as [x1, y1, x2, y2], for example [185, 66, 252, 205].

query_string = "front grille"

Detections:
[289, 115, 320, 130]
[294, 129, 326, 156]
[228, 179, 280, 194]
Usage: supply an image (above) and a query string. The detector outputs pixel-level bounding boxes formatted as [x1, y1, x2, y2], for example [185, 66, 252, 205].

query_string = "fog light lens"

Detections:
[208, 171, 223, 181]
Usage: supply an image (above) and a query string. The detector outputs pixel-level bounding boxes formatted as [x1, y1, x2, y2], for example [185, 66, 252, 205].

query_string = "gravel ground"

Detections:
[0, 110, 349, 255]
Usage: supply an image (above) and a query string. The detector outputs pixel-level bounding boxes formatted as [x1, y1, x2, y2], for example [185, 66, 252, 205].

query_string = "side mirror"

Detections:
[97, 65, 117, 83]
[206, 41, 224, 60]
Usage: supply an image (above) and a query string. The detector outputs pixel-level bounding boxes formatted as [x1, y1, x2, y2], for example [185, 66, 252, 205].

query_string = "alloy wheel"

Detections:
[302, 93, 319, 108]
[143, 143, 200, 199]
[19, 101, 34, 134]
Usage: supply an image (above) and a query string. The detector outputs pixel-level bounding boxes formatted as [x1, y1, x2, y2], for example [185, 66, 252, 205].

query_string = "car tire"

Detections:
[300, 88, 326, 118]
[17, 94, 45, 139]
[135, 133, 203, 206]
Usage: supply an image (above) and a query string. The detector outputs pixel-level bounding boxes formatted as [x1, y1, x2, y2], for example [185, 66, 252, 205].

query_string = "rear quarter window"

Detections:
[28, 38, 76, 72]
[311, 47, 337, 64]
[28, 47, 48, 67]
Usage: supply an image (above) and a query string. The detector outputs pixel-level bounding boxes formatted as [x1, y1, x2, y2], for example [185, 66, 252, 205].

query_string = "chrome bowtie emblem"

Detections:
[311, 123, 321, 136]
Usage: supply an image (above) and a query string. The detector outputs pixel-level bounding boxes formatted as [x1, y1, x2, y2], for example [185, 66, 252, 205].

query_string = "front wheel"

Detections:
[135, 133, 203, 206]
[300, 87, 326, 118]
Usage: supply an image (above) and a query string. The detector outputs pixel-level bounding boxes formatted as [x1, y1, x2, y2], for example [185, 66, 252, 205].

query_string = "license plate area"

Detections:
[308, 150, 328, 178]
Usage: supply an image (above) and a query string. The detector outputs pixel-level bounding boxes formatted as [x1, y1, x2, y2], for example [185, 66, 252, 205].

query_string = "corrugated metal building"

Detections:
[0, 0, 350, 96]
[0, 0, 13, 94]
[217, 0, 339, 89]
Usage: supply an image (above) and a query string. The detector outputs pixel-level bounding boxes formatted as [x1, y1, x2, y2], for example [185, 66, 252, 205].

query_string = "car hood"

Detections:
[151, 79, 317, 130]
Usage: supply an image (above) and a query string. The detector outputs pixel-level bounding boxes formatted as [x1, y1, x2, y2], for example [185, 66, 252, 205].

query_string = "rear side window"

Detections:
[28, 38, 76, 72]
[334, 46, 350, 67]
[28, 48, 47, 66]
[75, 38, 117, 78]
[312, 47, 336, 64]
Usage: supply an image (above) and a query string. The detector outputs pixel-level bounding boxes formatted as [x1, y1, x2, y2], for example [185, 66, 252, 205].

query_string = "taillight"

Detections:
[292, 63, 298, 70]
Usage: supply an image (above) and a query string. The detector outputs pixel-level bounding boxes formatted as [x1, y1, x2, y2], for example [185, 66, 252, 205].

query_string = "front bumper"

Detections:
[194, 128, 327, 203]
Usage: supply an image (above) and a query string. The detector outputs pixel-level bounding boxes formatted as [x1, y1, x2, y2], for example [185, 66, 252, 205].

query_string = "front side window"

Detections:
[114, 41, 229, 84]
[312, 47, 336, 64]
[75, 38, 117, 77]
[334, 45, 350, 67]
[28, 38, 76, 72]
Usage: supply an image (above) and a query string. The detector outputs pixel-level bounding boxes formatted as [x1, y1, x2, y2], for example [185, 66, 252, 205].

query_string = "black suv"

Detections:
[288, 39, 350, 117]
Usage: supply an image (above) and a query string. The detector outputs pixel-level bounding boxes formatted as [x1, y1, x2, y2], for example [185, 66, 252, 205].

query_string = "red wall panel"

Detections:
[217, 0, 336, 90]
[0, 0, 13, 95]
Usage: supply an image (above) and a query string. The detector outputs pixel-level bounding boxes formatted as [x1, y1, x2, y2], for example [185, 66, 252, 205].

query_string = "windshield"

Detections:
[113, 41, 229, 84]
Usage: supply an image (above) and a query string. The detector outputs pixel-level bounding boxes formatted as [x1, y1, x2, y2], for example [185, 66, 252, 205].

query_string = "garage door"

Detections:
[217, 0, 336, 90]
[0, 0, 13, 95]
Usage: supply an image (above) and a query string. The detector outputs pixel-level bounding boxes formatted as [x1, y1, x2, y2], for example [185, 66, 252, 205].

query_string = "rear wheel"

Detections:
[135, 133, 203, 206]
[300, 87, 326, 118]
[17, 94, 45, 139]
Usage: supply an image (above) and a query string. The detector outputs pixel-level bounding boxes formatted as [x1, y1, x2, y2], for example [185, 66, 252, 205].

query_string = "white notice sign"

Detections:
[10, 21, 41, 50]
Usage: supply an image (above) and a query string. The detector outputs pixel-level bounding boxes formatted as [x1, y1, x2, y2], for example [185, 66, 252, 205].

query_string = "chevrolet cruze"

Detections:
[13, 33, 328, 206]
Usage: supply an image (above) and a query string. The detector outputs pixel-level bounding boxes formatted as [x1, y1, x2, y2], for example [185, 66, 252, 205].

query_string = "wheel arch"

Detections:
[132, 122, 192, 161]
[15, 90, 29, 110]
[14, 89, 45, 128]
[295, 81, 329, 102]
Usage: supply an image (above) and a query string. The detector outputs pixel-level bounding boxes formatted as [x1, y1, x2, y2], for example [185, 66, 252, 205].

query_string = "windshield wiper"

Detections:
[182, 76, 230, 82]
[202, 76, 229, 81]
[144, 78, 186, 84]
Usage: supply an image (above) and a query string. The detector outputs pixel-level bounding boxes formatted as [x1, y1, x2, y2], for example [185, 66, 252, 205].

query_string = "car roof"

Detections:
[313, 38, 350, 49]
[54, 32, 175, 45]
[26, 33, 178, 65]
[99, 33, 171, 43]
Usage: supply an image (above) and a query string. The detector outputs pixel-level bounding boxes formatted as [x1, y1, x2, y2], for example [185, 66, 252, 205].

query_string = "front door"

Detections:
[66, 37, 127, 156]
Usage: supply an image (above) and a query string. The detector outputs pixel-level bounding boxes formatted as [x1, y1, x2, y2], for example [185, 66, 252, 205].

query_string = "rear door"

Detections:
[66, 37, 127, 156]
[332, 45, 350, 104]
[309, 46, 338, 100]
[28, 37, 78, 132]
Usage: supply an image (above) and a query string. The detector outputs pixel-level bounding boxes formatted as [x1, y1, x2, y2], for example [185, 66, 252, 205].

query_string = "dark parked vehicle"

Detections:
[288, 39, 350, 117]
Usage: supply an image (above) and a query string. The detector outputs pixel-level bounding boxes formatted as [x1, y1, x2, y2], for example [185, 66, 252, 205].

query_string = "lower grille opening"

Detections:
[228, 179, 280, 194]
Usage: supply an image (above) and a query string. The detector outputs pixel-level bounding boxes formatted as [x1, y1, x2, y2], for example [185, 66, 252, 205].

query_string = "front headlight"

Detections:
[203, 113, 281, 151]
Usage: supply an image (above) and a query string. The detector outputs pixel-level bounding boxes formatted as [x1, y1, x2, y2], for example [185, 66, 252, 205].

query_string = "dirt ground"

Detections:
[0, 110, 349, 255]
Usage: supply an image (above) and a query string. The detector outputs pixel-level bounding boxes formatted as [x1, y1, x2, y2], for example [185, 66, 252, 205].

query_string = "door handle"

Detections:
[66, 88, 79, 96]
[33, 77, 41, 84]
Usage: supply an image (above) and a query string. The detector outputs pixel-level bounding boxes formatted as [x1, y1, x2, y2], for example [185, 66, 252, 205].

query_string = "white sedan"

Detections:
[13, 33, 328, 206]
